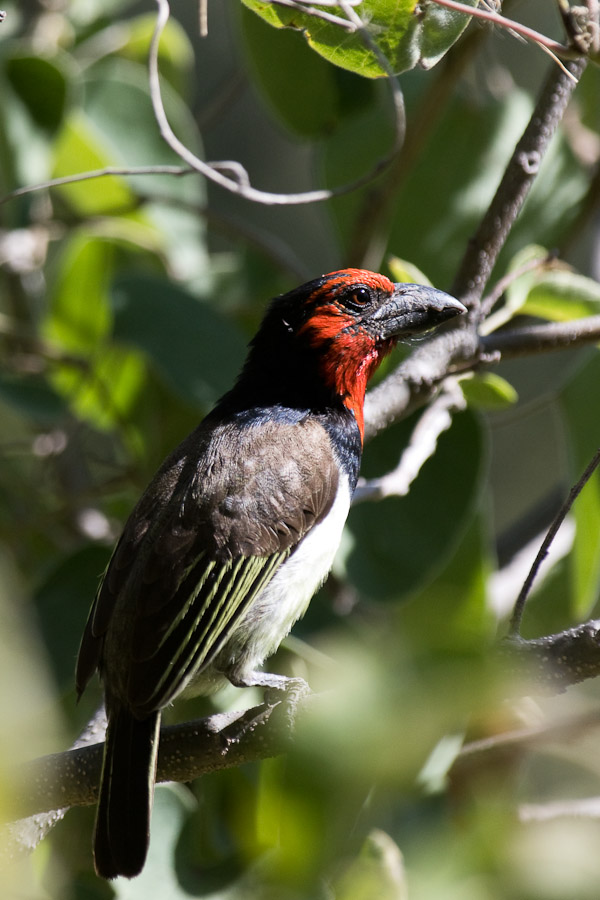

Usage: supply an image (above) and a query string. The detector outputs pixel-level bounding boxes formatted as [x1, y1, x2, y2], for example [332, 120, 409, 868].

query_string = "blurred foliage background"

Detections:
[1, 1, 600, 898]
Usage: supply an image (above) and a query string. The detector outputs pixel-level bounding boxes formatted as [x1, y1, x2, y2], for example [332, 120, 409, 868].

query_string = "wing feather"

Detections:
[76, 414, 346, 713]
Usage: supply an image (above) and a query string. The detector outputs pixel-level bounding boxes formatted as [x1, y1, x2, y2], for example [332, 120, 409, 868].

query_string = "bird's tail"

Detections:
[94, 705, 161, 879]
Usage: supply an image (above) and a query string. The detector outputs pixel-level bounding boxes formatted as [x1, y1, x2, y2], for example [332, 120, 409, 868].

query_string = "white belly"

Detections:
[203, 473, 351, 686]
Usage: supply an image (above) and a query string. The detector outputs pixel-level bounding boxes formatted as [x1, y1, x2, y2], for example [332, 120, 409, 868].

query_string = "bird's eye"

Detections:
[347, 287, 372, 308]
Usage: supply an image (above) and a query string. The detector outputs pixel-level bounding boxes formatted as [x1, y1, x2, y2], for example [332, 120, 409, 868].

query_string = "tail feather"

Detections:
[94, 706, 161, 879]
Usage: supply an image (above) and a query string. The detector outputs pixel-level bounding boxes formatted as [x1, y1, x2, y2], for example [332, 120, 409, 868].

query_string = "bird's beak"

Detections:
[373, 283, 467, 340]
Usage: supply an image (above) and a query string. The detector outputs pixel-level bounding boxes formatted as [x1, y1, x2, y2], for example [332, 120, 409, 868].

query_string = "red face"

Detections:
[297, 269, 398, 441]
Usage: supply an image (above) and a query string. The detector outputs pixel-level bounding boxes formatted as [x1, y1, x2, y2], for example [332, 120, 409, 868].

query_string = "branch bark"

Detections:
[9, 615, 600, 829]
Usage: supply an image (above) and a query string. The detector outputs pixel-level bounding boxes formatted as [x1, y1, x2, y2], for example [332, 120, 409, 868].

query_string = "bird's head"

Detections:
[238, 269, 466, 439]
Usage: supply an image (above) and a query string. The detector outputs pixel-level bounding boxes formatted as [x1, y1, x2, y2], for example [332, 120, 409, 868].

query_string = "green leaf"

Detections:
[52, 110, 135, 214]
[82, 58, 210, 287]
[387, 255, 432, 286]
[52, 343, 146, 431]
[522, 269, 600, 322]
[45, 232, 114, 351]
[43, 233, 148, 432]
[4, 54, 69, 134]
[334, 830, 407, 900]
[460, 373, 518, 410]
[241, 0, 478, 78]
[241, 5, 351, 136]
[400, 512, 494, 653]
[111, 274, 246, 409]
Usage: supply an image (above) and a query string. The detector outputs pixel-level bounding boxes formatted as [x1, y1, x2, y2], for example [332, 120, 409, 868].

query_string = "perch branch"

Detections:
[11, 617, 600, 829]
[4, 700, 293, 829]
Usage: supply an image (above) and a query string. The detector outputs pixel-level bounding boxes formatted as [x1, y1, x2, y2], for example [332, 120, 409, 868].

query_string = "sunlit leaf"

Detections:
[387, 255, 433, 286]
[45, 231, 114, 350]
[52, 110, 135, 214]
[460, 373, 518, 410]
[523, 269, 600, 322]
[241, 0, 478, 77]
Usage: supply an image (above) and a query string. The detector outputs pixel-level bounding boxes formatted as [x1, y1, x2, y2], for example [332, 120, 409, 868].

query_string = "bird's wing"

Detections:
[76, 416, 341, 714]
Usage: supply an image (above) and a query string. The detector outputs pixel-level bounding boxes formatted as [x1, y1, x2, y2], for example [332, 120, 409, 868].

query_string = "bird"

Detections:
[75, 268, 466, 879]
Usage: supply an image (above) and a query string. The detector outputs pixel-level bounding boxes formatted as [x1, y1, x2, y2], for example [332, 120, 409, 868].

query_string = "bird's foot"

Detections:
[228, 671, 310, 733]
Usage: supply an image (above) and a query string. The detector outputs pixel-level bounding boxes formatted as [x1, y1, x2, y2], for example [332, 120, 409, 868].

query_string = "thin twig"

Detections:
[0, 1, 403, 210]
[0, 165, 194, 205]
[508, 449, 600, 636]
[146, 0, 403, 206]
[479, 252, 557, 324]
[520, 797, 600, 822]
[430, 0, 583, 66]
[199, 0, 208, 37]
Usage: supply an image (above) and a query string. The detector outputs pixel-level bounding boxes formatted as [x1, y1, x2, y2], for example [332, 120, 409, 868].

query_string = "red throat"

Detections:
[301, 309, 394, 442]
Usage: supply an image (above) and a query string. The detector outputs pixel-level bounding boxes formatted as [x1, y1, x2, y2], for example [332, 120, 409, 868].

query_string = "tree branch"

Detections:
[363, 54, 587, 439]
[450, 56, 587, 309]
[501, 620, 600, 689]
[4, 700, 292, 832]
[10, 613, 600, 830]
[482, 315, 600, 357]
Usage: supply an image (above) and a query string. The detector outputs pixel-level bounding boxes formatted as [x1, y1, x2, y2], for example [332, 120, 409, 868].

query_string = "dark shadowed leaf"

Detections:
[111, 274, 246, 409]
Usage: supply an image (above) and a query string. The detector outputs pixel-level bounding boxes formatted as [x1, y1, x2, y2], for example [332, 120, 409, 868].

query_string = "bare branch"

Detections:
[502, 619, 600, 688]
[355, 378, 465, 502]
[364, 54, 588, 438]
[457, 708, 600, 763]
[482, 315, 600, 357]
[3, 701, 293, 829]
